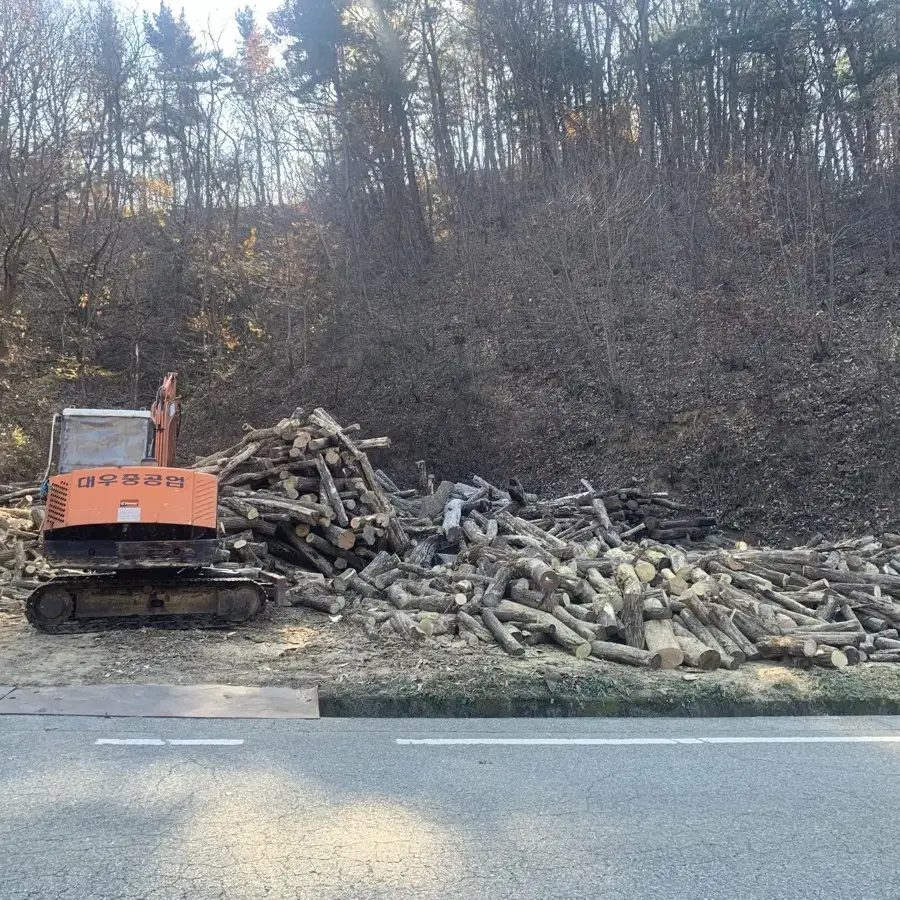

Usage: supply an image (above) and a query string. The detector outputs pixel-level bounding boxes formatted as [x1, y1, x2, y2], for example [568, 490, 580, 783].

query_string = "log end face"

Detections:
[657, 647, 684, 669]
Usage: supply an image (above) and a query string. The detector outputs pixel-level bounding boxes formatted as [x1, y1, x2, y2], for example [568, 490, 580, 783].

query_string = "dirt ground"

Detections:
[4, 603, 900, 716]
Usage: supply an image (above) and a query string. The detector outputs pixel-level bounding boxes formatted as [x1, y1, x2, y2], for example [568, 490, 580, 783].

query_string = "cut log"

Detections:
[552, 606, 598, 642]
[813, 645, 849, 669]
[442, 498, 464, 543]
[314, 455, 349, 527]
[590, 641, 661, 669]
[706, 605, 759, 660]
[373, 568, 404, 591]
[419, 480, 454, 522]
[615, 563, 645, 650]
[390, 609, 427, 641]
[481, 610, 525, 657]
[755, 635, 818, 659]
[415, 460, 431, 495]
[544, 617, 592, 659]
[785, 631, 863, 647]
[482, 565, 513, 608]
[357, 549, 395, 583]
[495, 511, 568, 552]
[671, 621, 721, 671]
[406, 534, 441, 568]
[510, 579, 544, 609]
[457, 610, 493, 642]
[512, 557, 560, 593]
[288, 591, 345, 614]
[677, 609, 738, 668]
[643, 619, 684, 669]
[873, 636, 900, 650]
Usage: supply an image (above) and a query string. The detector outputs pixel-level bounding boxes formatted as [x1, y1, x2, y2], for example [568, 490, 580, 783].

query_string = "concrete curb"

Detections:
[317, 667, 900, 718]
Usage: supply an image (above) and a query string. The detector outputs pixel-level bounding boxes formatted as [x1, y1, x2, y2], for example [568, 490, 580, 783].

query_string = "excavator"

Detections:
[25, 373, 268, 632]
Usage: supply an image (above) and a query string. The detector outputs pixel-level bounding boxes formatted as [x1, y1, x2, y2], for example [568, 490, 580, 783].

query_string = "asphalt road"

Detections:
[2, 714, 900, 899]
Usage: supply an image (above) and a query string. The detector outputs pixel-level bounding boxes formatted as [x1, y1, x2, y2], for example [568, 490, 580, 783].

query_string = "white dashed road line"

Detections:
[396, 736, 900, 746]
[96, 738, 244, 746]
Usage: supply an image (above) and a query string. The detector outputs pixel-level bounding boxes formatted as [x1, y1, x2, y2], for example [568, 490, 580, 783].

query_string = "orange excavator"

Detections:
[25, 373, 267, 631]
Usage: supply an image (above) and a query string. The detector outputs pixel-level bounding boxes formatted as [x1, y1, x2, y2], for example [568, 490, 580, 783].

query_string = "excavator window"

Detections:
[58, 410, 155, 474]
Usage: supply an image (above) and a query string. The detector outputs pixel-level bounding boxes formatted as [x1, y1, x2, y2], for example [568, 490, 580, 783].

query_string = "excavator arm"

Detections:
[150, 372, 181, 467]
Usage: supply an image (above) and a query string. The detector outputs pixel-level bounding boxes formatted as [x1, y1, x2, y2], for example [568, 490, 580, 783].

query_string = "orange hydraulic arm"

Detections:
[150, 372, 181, 467]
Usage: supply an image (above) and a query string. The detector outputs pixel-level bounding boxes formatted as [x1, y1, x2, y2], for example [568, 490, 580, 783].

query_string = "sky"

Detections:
[133, 0, 282, 48]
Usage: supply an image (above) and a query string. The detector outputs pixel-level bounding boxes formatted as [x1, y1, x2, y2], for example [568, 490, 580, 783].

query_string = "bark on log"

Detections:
[390, 609, 427, 641]
[677, 609, 738, 668]
[585, 569, 623, 612]
[406, 534, 441, 568]
[462, 519, 488, 545]
[786, 631, 863, 647]
[615, 564, 645, 650]
[442, 498, 464, 543]
[544, 617, 592, 659]
[289, 591, 345, 614]
[482, 565, 513, 608]
[813, 645, 849, 669]
[457, 610, 493, 642]
[706, 605, 759, 660]
[849, 591, 900, 624]
[643, 618, 684, 669]
[512, 557, 560, 593]
[705, 623, 747, 665]
[415, 461, 431, 495]
[590, 641, 661, 669]
[510, 579, 544, 609]
[353, 451, 408, 553]
[419, 480, 454, 522]
[730, 609, 775, 643]
[481, 609, 525, 657]
[495, 511, 568, 552]
[671, 621, 721, 671]
[552, 606, 598, 642]
[313, 454, 349, 527]
[373, 568, 404, 591]
[756, 635, 818, 659]
[358, 550, 396, 584]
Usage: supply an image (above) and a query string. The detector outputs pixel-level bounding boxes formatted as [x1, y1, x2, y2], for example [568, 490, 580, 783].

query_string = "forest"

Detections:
[1, 0, 899, 539]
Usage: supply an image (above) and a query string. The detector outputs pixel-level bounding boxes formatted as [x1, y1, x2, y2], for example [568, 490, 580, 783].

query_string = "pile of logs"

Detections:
[9, 408, 900, 675]
[197, 407, 409, 586]
[205, 410, 716, 592]
[333, 471, 900, 670]
[0, 502, 51, 610]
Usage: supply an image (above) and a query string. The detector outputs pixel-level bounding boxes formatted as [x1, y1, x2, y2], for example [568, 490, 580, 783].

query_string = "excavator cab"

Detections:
[57, 409, 157, 473]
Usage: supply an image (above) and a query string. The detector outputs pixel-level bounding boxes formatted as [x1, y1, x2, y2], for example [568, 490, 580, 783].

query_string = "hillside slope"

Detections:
[2, 178, 899, 544]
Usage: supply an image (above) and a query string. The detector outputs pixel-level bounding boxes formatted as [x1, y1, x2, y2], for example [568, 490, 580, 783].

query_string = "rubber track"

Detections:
[25, 571, 267, 634]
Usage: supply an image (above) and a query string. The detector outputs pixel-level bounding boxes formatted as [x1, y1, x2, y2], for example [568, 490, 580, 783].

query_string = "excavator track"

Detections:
[25, 570, 268, 634]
